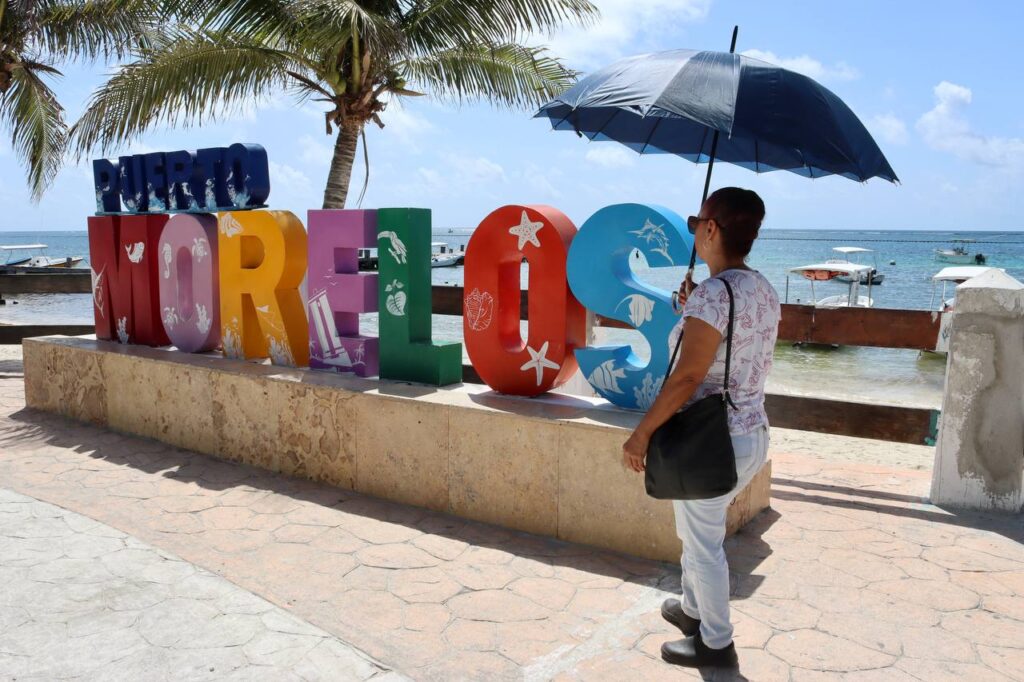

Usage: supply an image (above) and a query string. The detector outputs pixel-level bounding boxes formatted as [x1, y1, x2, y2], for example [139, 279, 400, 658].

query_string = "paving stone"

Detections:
[509, 577, 578, 611]
[357, 543, 441, 569]
[449, 560, 519, 590]
[869, 578, 980, 611]
[894, 657, 1014, 681]
[898, 624, 975, 662]
[922, 546, 1023, 572]
[403, 603, 450, 633]
[983, 595, 1024, 621]
[389, 567, 463, 604]
[767, 629, 896, 672]
[816, 612, 902, 656]
[977, 645, 1024, 681]
[942, 609, 1024, 648]
[733, 597, 821, 631]
[310, 527, 368, 554]
[412, 534, 469, 561]
[243, 630, 321, 667]
[449, 590, 553, 622]
[444, 618, 497, 651]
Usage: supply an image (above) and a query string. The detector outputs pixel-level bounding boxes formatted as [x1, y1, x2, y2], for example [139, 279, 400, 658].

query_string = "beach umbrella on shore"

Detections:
[534, 26, 898, 276]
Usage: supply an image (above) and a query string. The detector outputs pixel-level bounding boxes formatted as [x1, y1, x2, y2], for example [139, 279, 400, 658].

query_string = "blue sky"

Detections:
[2, 0, 1023, 232]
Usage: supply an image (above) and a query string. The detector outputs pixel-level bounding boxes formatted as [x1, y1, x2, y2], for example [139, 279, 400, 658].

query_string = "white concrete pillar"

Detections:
[931, 269, 1024, 512]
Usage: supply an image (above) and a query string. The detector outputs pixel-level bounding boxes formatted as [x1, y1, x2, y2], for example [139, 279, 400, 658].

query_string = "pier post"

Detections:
[931, 269, 1024, 512]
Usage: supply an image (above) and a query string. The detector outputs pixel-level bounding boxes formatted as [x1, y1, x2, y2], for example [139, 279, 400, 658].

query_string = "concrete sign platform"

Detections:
[22, 336, 770, 562]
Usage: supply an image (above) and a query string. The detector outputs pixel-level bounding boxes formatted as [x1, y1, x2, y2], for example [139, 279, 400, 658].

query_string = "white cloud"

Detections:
[268, 161, 313, 197]
[298, 135, 333, 166]
[585, 145, 636, 168]
[868, 113, 909, 146]
[541, 0, 711, 68]
[379, 104, 434, 143]
[405, 154, 506, 198]
[916, 81, 1024, 167]
[741, 49, 860, 82]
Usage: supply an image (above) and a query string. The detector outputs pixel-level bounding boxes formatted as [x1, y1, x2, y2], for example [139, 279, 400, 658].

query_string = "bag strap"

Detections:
[721, 279, 737, 410]
[664, 276, 738, 410]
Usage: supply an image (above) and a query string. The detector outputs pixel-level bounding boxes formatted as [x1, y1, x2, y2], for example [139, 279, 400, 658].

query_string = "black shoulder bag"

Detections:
[645, 279, 738, 500]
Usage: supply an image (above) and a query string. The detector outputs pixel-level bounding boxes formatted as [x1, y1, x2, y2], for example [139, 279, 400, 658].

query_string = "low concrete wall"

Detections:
[22, 336, 771, 562]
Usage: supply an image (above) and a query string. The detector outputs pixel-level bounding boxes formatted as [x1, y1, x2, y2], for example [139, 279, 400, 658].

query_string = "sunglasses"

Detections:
[686, 216, 711, 234]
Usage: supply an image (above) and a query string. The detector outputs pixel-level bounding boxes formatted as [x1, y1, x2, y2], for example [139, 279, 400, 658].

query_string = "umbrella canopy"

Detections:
[535, 48, 898, 183]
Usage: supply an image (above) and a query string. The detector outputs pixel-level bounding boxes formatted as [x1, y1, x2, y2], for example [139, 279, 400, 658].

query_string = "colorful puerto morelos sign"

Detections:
[87, 142, 695, 410]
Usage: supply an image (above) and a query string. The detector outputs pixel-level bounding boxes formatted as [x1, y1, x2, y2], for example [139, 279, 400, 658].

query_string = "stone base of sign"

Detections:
[22, 336, 771, 562]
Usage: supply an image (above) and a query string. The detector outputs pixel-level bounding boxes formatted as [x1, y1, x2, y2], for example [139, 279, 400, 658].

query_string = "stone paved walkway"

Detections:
[0, 489, 399, 682]
[0, 350, 1022, 681]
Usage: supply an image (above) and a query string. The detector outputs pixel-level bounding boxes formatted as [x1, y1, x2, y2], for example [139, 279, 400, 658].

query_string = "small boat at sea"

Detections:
[1, 244, 84, 269]
[786, 262, 875, 309]
[828, 246, 885, 285]
[935, 239, 987, 265]
[930, 266, 1002, 312]
[430, 242, 459, 268]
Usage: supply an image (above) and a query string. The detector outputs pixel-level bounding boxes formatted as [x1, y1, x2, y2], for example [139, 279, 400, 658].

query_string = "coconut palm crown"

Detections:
[0, 0, 153, 200]
[71, 0, 598, 208]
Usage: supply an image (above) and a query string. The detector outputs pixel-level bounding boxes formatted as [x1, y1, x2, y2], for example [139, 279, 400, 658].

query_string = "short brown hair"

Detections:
[706, 187, 765, 258]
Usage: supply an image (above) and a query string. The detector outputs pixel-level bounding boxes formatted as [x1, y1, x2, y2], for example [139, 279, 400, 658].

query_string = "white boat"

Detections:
[786, 262, 875, 309]
[430, 242, 459, 268]
[935, 239, 987, 265]
[828, 246, 885, 285]
[1, 244, 83, 269]
[930, 266, 1002, 312]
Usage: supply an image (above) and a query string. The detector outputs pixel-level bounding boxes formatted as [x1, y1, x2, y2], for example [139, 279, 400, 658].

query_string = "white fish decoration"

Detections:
[219, 213, 242, 238]
[161, 242, 172, 278]
[615, 293, 655, 328]
[385, 279, 407, 316]
[195, 304, 212, 335]
[116, 317, 129, 344]
[588, 360, 626, 394]
[91, 265, 106, 318]
[629, 218, 674, 265]
[125, 242, 145, 264]
[378, 231, 407, 264]
[634, 373, 664, 411]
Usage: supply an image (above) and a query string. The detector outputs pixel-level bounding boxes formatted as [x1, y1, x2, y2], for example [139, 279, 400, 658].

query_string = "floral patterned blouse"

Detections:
[668, 269, 781, 435]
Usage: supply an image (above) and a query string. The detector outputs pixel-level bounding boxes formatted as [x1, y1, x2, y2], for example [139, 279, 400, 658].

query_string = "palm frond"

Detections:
[33, 0, 159, 61]
[0, 62, 68, 201]
[399, 43, 578, 108]
[69, 28, 306, 156]
[403, 0, 597, 53]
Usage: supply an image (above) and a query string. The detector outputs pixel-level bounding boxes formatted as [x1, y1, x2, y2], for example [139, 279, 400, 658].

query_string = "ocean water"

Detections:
[5, 228, 1022, 408]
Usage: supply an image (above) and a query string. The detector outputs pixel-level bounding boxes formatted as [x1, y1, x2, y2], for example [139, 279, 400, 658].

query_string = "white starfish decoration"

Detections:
[508, 210, 544, 250]
[519, 341, 560, 386]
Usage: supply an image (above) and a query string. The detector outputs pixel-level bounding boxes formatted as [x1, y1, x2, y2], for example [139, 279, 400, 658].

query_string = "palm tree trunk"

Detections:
[322, 121, 362, 209]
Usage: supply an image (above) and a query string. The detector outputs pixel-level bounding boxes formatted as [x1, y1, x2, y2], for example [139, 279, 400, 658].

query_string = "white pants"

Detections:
[672, 426, 769, 649]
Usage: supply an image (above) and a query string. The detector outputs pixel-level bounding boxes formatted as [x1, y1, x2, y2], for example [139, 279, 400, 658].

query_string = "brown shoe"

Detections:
[661, 598, 700, 636]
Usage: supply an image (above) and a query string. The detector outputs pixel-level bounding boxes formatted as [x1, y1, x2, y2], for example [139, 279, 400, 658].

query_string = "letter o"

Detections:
[157, 213, 221, 352]
[463, 204, 585, 396]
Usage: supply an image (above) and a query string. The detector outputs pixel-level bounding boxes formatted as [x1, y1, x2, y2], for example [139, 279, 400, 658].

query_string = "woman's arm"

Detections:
[622, 316, 723, 473]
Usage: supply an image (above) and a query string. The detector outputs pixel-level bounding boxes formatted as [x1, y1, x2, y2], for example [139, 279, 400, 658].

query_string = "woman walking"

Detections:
[621, 187, 780, 669]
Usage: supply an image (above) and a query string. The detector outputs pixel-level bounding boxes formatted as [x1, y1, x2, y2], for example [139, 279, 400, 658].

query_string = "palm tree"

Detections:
[0, 0, 153, 200]
[70, 0, 597, 208]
